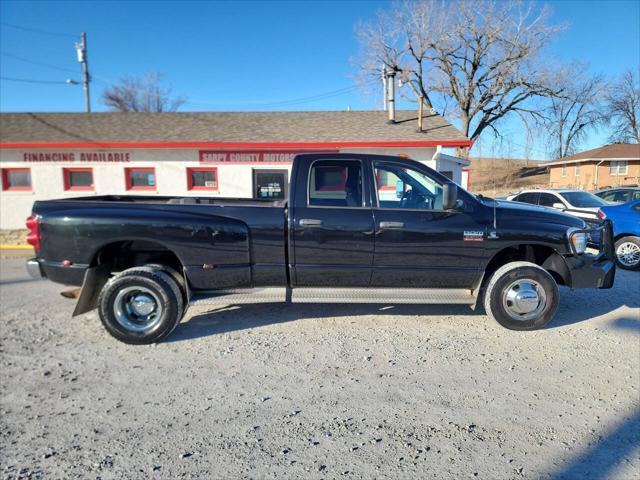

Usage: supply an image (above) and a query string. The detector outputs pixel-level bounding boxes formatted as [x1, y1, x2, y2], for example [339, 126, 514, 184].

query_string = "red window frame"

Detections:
[1, 168, 32, 191]
[125, 167, 156, 191]
[63, 167, 94, 191]
[186, 167, 218, 191]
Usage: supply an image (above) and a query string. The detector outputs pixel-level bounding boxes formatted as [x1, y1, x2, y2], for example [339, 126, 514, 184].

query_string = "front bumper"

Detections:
[26, 258, 44, 279]
[565, 220, 616, 289]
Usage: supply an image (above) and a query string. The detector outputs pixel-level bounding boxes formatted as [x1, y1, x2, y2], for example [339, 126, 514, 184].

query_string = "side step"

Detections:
[190, 287, 475, 305]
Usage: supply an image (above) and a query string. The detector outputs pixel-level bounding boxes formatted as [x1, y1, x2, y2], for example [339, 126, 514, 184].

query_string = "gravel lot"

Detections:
[1, 255, 639, 479]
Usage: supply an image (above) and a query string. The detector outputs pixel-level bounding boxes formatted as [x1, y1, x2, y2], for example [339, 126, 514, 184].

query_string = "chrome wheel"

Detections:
[616, 241, 640, 268]
[502, 279, 547, 322]
[113, 286, 163, 333]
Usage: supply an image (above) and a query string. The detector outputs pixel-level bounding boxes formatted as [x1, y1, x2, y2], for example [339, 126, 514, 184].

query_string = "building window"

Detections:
[575, 164, 580, 176]
[1, 168, 32, 191]
[63, 168, 94, 191]
[561, 165, 567, 177]
[610, 160, 628, 176]
[125, 167, 156, 190]
[187, 167, 218, 191]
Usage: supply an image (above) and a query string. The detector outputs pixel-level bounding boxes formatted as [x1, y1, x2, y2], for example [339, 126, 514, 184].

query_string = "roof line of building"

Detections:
[0, 140, 473, 150]
[544, 156, 639, 167]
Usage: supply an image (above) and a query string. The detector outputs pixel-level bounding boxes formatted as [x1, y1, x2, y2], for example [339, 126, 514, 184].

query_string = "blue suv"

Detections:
[598, 199, 640, 270]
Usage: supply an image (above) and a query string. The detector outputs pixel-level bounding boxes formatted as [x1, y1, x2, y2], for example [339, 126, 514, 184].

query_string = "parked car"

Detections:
[594, 187, 640, 204]
[597, 199, 640, 270]
[25, 153, 615, 344]
[506, 189, 608, 226]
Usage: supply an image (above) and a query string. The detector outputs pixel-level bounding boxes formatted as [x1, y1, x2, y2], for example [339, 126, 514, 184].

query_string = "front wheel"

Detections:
[483, 261, 559, 331]
[614, 236, 640, 271]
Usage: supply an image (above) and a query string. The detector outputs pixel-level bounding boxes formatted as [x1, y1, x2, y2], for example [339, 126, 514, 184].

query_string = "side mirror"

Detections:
[443, 183, 458, 210]
[552, 202, 566, 211]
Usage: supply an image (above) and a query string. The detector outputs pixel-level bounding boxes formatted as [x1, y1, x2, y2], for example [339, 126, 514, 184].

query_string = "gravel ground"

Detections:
[1, 256, 639, 479]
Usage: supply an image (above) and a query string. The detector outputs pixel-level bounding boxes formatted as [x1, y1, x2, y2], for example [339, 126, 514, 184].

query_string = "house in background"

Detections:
[547, 143, 640, 190]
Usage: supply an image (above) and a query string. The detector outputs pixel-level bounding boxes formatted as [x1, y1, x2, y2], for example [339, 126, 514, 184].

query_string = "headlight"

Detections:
[567, 228, 587, 254]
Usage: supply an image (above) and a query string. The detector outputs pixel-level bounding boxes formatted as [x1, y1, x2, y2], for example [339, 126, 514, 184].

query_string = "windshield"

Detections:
[561, 191, 608, 208]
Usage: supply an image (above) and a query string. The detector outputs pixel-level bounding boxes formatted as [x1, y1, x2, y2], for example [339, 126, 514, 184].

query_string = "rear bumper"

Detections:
[565, 220, 616, 289]
[25, 258, 87, 285]
[26, 258, 44, 279]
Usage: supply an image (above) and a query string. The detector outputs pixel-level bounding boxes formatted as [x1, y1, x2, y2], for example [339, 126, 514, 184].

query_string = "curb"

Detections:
[0, 245, 33, 250]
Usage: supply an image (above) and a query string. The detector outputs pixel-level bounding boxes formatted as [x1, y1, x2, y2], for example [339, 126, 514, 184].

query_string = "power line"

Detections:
[1, 22, 78, 39]
[0, 76, 69, 85]
[1, 51, 78, 74]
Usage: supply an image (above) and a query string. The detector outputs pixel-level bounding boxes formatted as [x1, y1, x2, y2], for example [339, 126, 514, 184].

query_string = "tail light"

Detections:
[25, 215, 40, 250]
[597, 209, 606, 220]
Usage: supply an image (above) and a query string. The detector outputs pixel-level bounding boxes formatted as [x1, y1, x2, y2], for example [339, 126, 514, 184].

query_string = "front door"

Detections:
[371, 161, 485, 288]
[253, 169, 288, 200]
[292, 158, 374, 286]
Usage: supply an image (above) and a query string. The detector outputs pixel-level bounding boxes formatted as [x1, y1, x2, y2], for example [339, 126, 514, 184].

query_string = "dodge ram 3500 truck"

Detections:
[25, 153, 615, 344]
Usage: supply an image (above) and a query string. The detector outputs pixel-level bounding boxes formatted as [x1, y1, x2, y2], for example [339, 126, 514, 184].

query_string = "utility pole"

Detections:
[75, 32, 91, 112]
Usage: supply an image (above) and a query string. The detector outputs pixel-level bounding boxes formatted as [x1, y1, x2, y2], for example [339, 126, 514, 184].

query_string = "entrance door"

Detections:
[372, 160, 485, 288]
[292, 158, 374, 286]
[253, 169, 288, 200]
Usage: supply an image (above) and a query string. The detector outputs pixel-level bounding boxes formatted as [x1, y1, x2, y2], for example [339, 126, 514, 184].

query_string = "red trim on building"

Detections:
[187, 167, 218, 191]
[1, 168, 32, 191]
[125, 167, 156, 191]
[0, 140, 473, 150]
[63, 167, 94, 191]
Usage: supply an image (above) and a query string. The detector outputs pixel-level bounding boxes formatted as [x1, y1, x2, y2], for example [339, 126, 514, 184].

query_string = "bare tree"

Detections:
[543, 66, 607, 158]
[356, 0, 565, 155]
[102, 72, 186, 112]
[605, 69, 640, 144]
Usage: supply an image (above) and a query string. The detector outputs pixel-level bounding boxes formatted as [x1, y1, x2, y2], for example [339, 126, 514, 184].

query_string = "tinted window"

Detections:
[374, 162, 445, 210]
[309, 160, 362, 207]
[2, 169, 31, 189]
[599, 191, 618, 202]
[538, 193, 560, 207]
[561, 191, 607, 208]
[68, 170, 93, 188]
[514, 192, 539, 205]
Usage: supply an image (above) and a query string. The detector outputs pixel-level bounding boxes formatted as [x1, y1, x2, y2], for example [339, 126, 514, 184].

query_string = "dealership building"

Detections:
[0, 111, 471, 229]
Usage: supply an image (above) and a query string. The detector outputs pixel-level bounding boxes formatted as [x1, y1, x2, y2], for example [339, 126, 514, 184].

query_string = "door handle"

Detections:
[379, 221, 404, 229]
[299, 218, 323, 227]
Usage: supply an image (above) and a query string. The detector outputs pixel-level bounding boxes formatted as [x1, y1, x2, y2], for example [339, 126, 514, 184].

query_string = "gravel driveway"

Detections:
[1, 255, 639, 479]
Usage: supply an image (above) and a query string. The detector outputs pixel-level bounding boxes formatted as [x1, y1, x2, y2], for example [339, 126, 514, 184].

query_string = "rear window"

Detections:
[308, 160, 363, 207]
[514, 192, 539, 204]
[561, 191, 607, 208]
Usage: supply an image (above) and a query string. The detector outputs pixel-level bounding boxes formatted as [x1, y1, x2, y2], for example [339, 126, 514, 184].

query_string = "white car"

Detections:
[506, 189, 608, 225]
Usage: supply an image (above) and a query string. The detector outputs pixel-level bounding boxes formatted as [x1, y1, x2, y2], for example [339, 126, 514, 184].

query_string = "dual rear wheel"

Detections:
[98, 266, 185, 345]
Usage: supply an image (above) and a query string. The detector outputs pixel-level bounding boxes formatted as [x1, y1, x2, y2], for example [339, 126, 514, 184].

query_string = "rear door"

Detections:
[291, 158, 374, 286]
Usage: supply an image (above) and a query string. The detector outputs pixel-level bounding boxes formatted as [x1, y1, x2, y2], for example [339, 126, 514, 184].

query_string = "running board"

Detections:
[190, 287, 475, 305]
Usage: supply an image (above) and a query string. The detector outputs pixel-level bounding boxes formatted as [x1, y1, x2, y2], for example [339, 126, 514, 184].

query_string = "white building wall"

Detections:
[1, 145, 456, 229]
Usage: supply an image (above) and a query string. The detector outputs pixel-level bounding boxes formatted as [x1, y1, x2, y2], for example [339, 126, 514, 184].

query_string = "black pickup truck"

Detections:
[26, 153, 615, 344]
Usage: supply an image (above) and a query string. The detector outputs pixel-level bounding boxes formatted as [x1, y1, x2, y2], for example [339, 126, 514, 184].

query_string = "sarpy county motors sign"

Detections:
[199, 150, 334, 164]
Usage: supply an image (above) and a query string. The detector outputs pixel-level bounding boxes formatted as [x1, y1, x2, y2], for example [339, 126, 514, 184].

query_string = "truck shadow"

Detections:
[167, 288, 637, 342]
[547, 408, 640, 480]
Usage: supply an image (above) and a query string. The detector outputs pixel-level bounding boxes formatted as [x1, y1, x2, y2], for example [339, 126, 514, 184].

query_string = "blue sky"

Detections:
[0, 0, 638, 158]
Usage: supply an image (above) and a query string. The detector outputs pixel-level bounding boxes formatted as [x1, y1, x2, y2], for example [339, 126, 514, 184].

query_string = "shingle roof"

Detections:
[0, 111, 469, 146]
[544, 144, 640, 166]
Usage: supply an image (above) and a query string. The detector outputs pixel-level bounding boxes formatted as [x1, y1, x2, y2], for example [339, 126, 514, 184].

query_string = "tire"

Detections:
[614, 236, 640, 271]
[144, 263, 188, 303]
[98, 267, 184, 344]
[483, 261, 559, 331]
